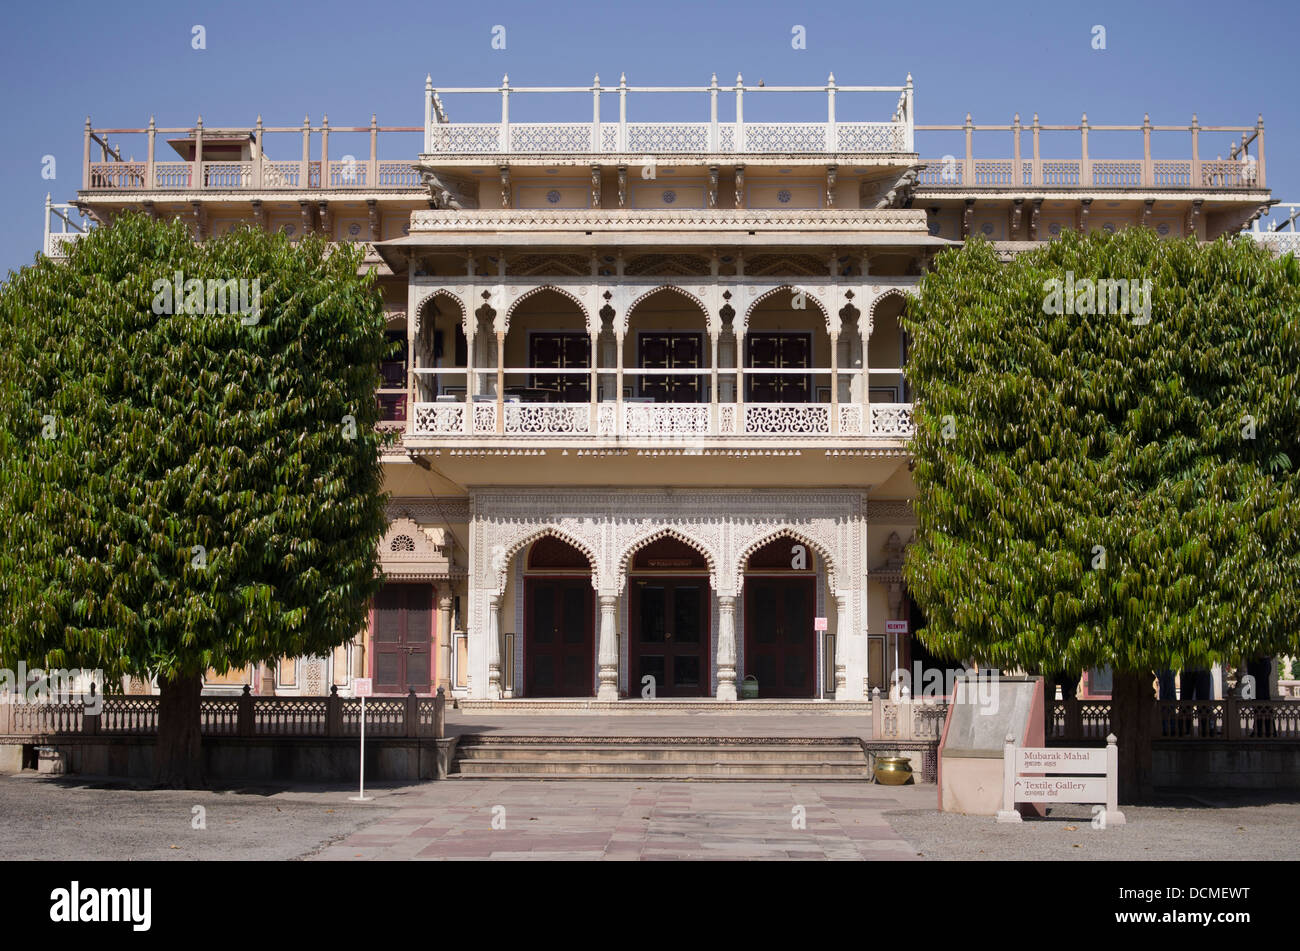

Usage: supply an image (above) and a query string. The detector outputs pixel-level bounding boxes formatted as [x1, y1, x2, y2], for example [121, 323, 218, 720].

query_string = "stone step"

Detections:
[453, 759, 872, 777]
[450, 735, 874, 781]
[447, 773, 875, 783]
[455, 744, 869, 764]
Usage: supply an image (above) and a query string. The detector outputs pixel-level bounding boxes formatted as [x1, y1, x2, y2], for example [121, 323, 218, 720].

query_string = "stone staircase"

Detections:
[450, 735, 874, 781]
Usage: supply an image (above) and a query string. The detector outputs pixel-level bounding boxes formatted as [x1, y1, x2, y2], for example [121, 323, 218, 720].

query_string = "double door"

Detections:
[629, 578, 709, 697]
[525, 578, 595, 697]
[373, 584, 433, 694]
[744, 577, 816, 698]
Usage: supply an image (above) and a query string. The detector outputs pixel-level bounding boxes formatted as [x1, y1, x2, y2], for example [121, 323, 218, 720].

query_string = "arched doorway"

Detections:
[743, 535, 818, 698]
[523, 536, 596, 697]
[627, 537, 711, 698]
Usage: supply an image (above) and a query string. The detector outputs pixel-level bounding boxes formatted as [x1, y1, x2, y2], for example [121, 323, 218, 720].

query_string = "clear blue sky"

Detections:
[2, 0, 1296, 278]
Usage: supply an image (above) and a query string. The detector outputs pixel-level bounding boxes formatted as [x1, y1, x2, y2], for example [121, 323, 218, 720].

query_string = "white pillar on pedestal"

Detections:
[597, 592, 619, 700]
[716, 594, 738, 701]
[834, 591, 850, 700]
[487, 592, 503, 699]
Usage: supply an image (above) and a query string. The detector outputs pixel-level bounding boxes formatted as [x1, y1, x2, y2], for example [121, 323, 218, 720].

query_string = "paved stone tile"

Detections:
[312, 779, 927, 861]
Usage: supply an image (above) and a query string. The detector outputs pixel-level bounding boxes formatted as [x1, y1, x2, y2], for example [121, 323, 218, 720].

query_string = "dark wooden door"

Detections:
[638, 332, 704, 403]
[745, 577, 815, 698]
[373, 584, 434, 694]
[525, 578, 595, 697]
[529, 332, 590, 402]
[745, 331, 812, 403]
[630, 579, 709, 697]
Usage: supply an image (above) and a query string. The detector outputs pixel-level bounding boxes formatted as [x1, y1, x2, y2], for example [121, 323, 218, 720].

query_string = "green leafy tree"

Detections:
[902, 229, 1300, 799]
[0, 214, 390, 786]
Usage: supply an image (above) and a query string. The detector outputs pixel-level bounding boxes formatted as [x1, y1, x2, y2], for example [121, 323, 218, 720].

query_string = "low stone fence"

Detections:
[1050, 697, 1300, 745]
[0, 685, 446, 740]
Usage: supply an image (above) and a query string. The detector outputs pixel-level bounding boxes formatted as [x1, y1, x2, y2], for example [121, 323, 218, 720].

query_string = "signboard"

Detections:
[1013, 777, 1110, 803]
[885, 620, 909, 634]
[813, 617, 828, 631]
[1016, 748, 1105, 773]
[997, 734, 1125, 825]
[352, 678, 372, 698]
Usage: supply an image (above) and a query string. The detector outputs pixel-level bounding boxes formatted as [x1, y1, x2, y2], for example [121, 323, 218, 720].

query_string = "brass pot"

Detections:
[873, 755, 913, 785]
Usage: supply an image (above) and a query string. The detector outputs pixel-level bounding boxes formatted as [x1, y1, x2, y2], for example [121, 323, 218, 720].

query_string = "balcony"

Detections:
[408, 399, 914, 439]
[423, 74, 914, 159]
[914, 114, 1267, 190]
[79, 116, 425, 193]
[1249, 202, 1300, 256]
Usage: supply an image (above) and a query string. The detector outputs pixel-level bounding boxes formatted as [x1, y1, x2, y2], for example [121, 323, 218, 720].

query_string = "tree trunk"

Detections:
[154, 672, 206, 788]
[1110, 670, 1154, 803]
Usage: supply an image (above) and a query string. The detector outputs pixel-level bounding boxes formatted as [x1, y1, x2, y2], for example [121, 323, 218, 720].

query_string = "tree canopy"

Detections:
[902, 229, 1300, 678]
[0, 214, 390, 699]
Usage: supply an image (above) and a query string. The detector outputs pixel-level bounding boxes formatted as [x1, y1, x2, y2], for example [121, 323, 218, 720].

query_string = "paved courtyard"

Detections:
[4, 772, 1296, 860]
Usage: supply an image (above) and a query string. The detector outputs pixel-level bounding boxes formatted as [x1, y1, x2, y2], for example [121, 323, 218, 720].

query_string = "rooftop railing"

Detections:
[1250, 202, 1300, 255]
[423, 73, 915, 156]
[915, 113, 1266, 189]
[42, 194, 91, 258]
[80, 115, 425, 192]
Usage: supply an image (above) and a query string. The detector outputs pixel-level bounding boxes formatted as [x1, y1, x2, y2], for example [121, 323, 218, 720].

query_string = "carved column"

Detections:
[487, 592, 503, 699]
[734, 165, 745, 208]
[437, 595, 453, 693]
[716, 594, 738, 701]
[597, 593, 619, 700]
[834, 591, 850, 700]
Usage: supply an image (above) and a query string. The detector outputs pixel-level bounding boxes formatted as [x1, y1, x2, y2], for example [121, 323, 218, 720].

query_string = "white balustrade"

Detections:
[412, 400, 913, 440]
[623, 403, 711, 437]
[424, 120, 911, 156]
[504, 403, 590, 435]
[870, 403, 915, 437]
[743, 403, 830, 435]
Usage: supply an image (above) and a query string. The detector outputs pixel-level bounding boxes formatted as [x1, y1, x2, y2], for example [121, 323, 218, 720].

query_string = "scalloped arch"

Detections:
[622, 285, 710, 335]
[736, 527, 837, 592]
[504, 284, 592, 334]
[414, 288, 468, 336]
[742, 285, 831, 335]
[495, 526, 599, 592]
[617, 527, 719, 593]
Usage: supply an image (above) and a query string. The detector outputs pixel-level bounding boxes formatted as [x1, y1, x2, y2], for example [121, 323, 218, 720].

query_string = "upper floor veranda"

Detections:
[65, 74, 1271, 247]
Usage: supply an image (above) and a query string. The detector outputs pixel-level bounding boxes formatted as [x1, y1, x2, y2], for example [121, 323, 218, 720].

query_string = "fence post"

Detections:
[238, 684, 254, 737]
[192, 116, 204, 190]
[1224, 692, 1240, 741]
[996, 734, 1021, 823]
[434, 686, 446, 739]
[82, 685, 100, 736]
[326, 685, 341, 738]
[1066, 696, 1082, 742]
[870, 686, 882, 739]
[406, 688, 419, 739]
[0, 698, 11, 735]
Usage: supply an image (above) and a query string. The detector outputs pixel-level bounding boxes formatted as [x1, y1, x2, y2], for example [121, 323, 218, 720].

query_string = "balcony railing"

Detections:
[914, 114, 1266, 189]
[409, 400, 913, 439]
[80, 116, 425, 192]
[424, 74, 915, 156]
[42, 196, 91, 259]
[1250, 202, 1300, 256]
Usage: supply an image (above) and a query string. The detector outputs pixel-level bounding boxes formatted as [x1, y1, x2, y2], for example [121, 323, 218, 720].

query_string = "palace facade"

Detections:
[48, 74, 1277, 702]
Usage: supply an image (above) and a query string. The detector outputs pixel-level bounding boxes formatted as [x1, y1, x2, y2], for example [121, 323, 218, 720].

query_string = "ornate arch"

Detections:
[742, 284, 832, 336]
[866, 286, 916, 338]
[617, 526, 719, 594]
[493, 525, 600, 593]
[503, 284, 592, 335]
[735, 527, 837, 592]
[414, 287, 468, 336]
[622, 285, 710, 336]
